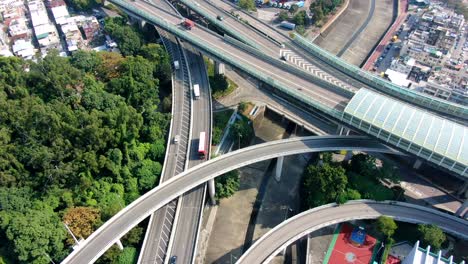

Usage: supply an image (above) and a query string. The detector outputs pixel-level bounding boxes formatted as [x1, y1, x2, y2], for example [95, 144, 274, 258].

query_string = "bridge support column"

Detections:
[413, 159, 423, 170]
[115, 239, 124, 250]
[457, 181, 468, 197]
[139, 20, 146, 30]
[214, 61, 225, 75]
[337, 125, 350, 136]
[208, 179, 216, 205]
[455, 200, 468, 218]
[275, 156, 284, 182]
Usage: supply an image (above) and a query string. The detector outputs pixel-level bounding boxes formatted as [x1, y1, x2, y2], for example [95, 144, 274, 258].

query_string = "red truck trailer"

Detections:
[198, 131, 206, 159]
[182, 19, 195, 30]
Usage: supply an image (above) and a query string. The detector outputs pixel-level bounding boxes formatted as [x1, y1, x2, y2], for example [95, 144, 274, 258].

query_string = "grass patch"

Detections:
[238, 101, 255, 117]
[204, 57, 238, 99]
[213, 109, 235, 146]
[204, 57, 215, 77]
[212, 78, 238, 99]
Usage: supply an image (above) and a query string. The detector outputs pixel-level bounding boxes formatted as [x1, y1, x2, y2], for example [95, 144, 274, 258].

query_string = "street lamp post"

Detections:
[63, 222, 80, 246]
[43, 252, 56, 264]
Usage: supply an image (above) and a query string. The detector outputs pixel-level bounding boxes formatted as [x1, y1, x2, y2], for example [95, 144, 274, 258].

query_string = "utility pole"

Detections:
[63, 222, 80, 246]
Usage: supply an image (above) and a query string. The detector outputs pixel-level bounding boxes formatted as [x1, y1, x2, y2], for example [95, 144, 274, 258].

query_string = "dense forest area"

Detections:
[0, 18, 172, 264]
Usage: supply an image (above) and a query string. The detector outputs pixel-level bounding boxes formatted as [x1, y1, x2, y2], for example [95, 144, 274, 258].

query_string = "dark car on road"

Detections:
[169, 256, 177, 264]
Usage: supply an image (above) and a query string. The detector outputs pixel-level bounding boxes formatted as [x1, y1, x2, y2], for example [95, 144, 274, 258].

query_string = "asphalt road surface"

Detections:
[138, 31, 193, 263]
[126, 0, 352, 110]
[62, 136, 398, 264]
[167, 44, 212, 264]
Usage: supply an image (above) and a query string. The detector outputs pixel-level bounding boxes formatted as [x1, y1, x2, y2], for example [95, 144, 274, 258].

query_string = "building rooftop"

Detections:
[386, 69, 412, 87]
[12, 39, 34, 58]
[344, 88, 467, 175]
[403, 241, 464, 264]
[51, 5, 69, 24]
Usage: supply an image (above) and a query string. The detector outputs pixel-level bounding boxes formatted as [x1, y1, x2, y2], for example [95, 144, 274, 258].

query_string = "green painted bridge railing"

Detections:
[292, 34, 468, 120]
[178, 0, 262, 50]
[110, 0, 466, 177]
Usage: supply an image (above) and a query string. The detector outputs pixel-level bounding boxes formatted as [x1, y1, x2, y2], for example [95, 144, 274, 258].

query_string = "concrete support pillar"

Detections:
[208, 179, 216, 205]
[336, 125, 350, 136]
[214, 61, 225, 75]
[457, 181, 468, 197]
[139, 20, 146, 30]
[115, 239, 124, 250]
[455, 200, 468, 218]
[413, 159, 423, 170]
[275, 156, 284, 182]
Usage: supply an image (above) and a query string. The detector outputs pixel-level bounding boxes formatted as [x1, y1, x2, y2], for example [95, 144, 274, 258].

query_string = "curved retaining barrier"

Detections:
[238, 200, 468, 264]
[292, 34, 468, 120]
[61, 136, 398, 263]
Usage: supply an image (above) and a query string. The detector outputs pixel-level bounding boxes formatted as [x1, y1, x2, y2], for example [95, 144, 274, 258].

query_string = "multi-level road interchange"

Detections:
[62, 136, 468, 264]
[61, 0, 468, 263]
[111, 0, 467, 177]
[238, 200, 468, 264]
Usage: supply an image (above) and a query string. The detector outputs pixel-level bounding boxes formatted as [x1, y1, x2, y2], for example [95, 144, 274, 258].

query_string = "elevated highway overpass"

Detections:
[111, 0, 468, 177]
[62, 136, 401, 264]
[66, 2, 466, 262]
[237, 200, 468, 264]
[136, 2, 213, 263]
[176, 0, 468, 120]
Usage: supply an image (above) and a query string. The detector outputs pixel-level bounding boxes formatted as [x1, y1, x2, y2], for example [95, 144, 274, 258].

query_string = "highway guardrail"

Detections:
[292, 34, 468, 119]
[224, 35, 355, 98]
[110, 0, 466, 178]
[238, 200, 468, 264]
[177, 0, 262, 50]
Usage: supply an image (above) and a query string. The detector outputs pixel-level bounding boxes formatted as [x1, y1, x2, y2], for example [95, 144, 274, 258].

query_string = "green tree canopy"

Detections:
[238, 0, 255, 11]
[302, 163, 347, 207]
[417, 224, 446, 250]
[294, 10, 307, 26]
[278, 11, 289, 21]
[0, 31, 170, 262]
[376, 216, 397, 239]
[289, 4, 299, 14]
[105, 17, 142, 56]
[230, 116, 254, 147]
[215, 170, 241, 200]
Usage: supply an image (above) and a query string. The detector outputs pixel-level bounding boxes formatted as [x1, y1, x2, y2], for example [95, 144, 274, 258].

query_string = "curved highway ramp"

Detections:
[238, 200, 468, 264]
[61, 136, 398, 263]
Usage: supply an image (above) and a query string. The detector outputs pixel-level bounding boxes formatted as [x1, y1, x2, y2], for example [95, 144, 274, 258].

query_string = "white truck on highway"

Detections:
[193, 84, 200, 99]
[174, 60, 180, 70]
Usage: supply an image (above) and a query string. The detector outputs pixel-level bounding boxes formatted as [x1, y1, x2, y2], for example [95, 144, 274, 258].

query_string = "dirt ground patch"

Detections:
[341, 0, 395, 65]
[314, 0, 371, 54]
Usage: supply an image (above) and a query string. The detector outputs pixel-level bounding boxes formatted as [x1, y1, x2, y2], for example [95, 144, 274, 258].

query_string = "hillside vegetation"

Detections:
[0, 18, 172, 264]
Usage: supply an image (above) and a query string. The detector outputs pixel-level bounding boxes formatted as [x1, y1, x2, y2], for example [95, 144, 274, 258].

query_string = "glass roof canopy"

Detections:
[343, 89, 467, 177]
